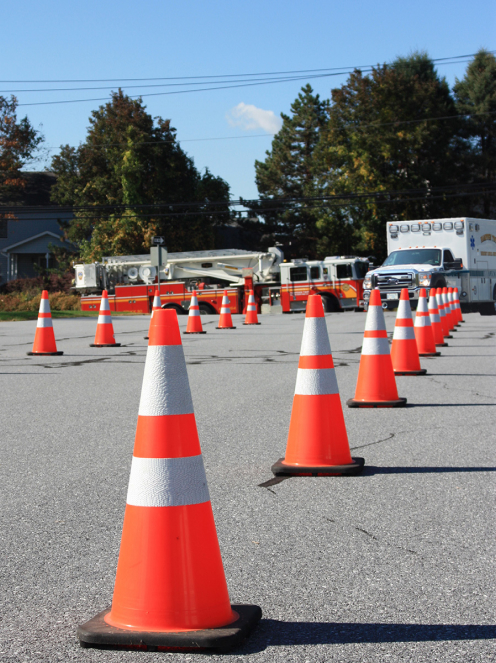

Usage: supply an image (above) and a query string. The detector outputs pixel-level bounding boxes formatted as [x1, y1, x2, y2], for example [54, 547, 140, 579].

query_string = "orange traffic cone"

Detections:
[448, 288, 459, 328]
[436, 289, 452, 340]
[428, 288, 448, 346]
[184, 290, 206, 334]
[414, 288, 440, 356]
[347, 289, 406, 407]
[77, 309, 261, 651]
[216, 290, 236, 329]
[243, 290, 260, 325]
[27, 291, 63, 356]
[272, 294, 364, 476]
[454, 287, 465, 323]
[144, 288, 162, 339]
[390, 289, 426, 375]
[90, 290, 121, 347]
[443, 287, 457, 332]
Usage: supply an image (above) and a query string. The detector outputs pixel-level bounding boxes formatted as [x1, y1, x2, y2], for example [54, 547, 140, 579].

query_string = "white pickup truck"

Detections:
[363, 217, 496, 315]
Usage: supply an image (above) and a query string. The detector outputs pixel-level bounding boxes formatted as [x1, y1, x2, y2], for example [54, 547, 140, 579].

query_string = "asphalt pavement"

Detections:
[0, 309, 495, 662]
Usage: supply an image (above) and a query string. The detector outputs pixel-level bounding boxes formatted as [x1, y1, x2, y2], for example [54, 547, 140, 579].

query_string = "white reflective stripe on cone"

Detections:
[429, 312, 440, 323]
[37, 317, 53, 328]
[294, 368, 339, 396]
[362, 337, 390, 355]
[221, 297, 230, 305]
[97, 314, 112, 325]
[100, 298, 110, 312]
[220, 307, 230, 314]
[39, 298, 51, 313]
[436, 297, 445, 316]
[417, 298, 429, 314]
[139, 345, 194, 417]
[415, 316, 430, 327]
[396, 300, 412, 319]
[393, 326, 416, 340]
[300, 317, 332, 356]
[247, 305, 256, 311]
[189, 309, 200, 317]
[364, 305, 387, 331]
[190, 297, 199, 307]
[153, 297, 161, 307]
[126, 455, 210, 507]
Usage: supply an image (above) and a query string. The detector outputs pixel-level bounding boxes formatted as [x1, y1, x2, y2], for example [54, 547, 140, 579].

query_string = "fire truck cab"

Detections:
[279, 256, 370, 312]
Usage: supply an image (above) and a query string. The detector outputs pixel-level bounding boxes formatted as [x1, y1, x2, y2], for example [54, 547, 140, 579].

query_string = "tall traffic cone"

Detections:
[454, 287, 465, 323]
[414, 289, 440, 356]
[436, 289, 452, 340]
[443, 287, 456, 332]
[27, 291, 63, 356]
[243, 290, 260, 325]
[216, 290, 236, 329]
[90, 291, 121, 347]
[144, 288, 162, 340]
[428, 288, 448, 346]
[77, 309, 261, 651]
[390, 289, 427, 375]
[347, 289, 407, 407]
[272, 294, 364, 476]
[184, 290, 206, 334]
[448, 288, 460, 327]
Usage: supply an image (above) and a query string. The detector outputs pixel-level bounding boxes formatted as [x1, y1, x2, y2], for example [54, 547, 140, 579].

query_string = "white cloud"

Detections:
[226, 102, 282, 134]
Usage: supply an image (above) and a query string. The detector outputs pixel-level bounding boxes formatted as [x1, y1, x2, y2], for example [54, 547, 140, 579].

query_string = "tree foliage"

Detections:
[0, 95, 43, 203]
[453, 49, 496, 217]
[51, 90, 230, 261]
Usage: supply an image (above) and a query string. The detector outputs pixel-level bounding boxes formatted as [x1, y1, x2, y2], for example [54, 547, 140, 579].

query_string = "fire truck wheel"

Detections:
[321, 295, 340, 313]
[198, 303, 216, 315]
[163, 304, 187, 315]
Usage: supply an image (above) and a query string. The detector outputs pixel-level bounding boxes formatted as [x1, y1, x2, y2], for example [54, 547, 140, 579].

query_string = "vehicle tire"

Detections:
[321, 295, 340, 312]
[431, 278, 446, 290]
[480, 286, 496, 316]
[198, 302, 215, 315]
[162, 304, 187, 315]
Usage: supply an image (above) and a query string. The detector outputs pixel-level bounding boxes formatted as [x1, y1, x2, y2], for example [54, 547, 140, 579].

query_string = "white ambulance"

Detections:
[363, 218, 496, 315]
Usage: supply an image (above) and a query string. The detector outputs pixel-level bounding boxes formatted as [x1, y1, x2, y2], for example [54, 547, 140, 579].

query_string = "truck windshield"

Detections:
[354, 261, 369, 278]
[383, 249, 441, 266]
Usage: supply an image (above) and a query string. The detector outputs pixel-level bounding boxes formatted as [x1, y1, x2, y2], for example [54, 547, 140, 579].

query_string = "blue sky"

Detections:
[4, 0, 495, 200]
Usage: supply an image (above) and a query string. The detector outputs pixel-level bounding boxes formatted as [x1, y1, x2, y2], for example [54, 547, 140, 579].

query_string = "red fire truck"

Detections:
[74, 248, 369, 314]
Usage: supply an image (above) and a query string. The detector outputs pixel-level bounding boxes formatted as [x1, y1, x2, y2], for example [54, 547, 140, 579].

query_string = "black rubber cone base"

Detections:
[271, 457, 364, 477]
[183, 331, 207, 334]
[144, 336, 149, 340]
[347, 397, 407, 408]
[27, 351, 63, 356]
[77, 604, 262, 653]
[419, 351, 441, 356]
[243, 322, 261, 325]
[436, 342, 449, 347]
[216, 326, 236, 330]
[89, 343, 121, 347]
[445, 334, 453, 339]
[394, 368, 427, 376]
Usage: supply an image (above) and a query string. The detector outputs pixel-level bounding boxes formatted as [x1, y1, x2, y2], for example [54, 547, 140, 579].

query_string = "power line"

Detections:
[3, 52, 490, 85]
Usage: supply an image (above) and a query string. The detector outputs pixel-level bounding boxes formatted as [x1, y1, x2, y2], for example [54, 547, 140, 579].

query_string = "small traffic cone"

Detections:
[27, 291, 63, 356]
[454, 287, 465, 323]
[216, 290, 236, 329]
[184, 290, 206, 334]
[77, 309, 261, 651]
[443, 287, 456, 332]
[243, 291, 260, 325]
[390, 289, 427, 375]
[272, 294, 364, 476]
[428, 288, 448, 346]
[144, 288, 162, 339]
[90, 290, 121, 347]
[414, 288, 440, 356]
[347, 289, 406, 407]
[436, 289, 452, 340]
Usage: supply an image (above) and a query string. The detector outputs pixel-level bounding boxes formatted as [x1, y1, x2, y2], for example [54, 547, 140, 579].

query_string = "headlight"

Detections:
[363, 274, 372, 290]
[417, 272, 431, 286]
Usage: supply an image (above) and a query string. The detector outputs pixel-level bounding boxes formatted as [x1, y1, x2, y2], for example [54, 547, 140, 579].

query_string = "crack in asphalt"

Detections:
[350, 433, 395, 451]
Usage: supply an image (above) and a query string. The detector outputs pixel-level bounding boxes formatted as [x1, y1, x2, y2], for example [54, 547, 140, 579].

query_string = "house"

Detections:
[0, 172, 75, 283]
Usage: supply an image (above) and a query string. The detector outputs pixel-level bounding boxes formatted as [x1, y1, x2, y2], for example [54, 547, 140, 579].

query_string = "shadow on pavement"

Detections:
[362, 466, 496, 475]
[242, 621, 496, 652]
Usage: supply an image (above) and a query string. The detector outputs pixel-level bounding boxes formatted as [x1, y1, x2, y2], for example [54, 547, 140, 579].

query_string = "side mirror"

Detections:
[444, 259, 463, 270]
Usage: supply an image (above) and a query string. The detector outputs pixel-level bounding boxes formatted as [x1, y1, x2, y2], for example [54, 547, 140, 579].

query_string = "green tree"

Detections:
[51, 90, 231, 260]
[0, 95, 43, 203]
[453, 49, 496, 218]
[315, 53, 464, 260]
[253, 84, 327, 257]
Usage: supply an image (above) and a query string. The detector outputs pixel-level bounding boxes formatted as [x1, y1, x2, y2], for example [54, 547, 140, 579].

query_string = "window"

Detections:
[354, 262, 369, 279]
[443, 250, 454, 263]
[336, 264, 352, 279]
[383, 249, 441, 266]
[310, 266, 320, 280]
[290, 266, 308, 282]
[0, 219, 7, 239]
